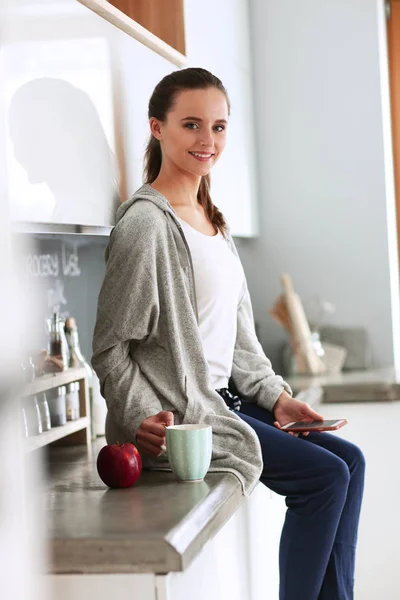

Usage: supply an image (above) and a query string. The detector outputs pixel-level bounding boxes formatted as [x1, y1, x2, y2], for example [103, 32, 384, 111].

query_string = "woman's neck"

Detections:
[150, 171, 201, 209]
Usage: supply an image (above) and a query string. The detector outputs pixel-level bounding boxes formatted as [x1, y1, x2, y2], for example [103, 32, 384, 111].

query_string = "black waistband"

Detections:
[215, 388, 242, 412]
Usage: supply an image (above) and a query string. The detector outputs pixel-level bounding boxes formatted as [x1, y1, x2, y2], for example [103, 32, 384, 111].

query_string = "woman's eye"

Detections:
[184, 123, 225, 132]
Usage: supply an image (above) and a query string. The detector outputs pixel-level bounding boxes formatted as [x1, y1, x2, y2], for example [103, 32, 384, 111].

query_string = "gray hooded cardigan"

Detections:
[92, 184, 292, 497]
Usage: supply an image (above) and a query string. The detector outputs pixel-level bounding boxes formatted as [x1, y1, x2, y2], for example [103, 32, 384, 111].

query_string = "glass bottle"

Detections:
[65, 382, 80, 421]
[21, 355, 36, 383]
[47, 312, 69, 370]
[64, 317, 96, 438]
[47, 387, 67, 427]
[23, 395, 43, 436]
[21, 405, 29, 438]
[37, 392, 51, 431]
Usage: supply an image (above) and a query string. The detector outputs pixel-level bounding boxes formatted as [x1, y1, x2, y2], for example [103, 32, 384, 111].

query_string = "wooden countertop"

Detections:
[43, 438, 243, 575]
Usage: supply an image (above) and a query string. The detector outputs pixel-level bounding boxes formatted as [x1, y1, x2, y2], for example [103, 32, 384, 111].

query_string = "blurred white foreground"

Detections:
[0, 2, 49, 598]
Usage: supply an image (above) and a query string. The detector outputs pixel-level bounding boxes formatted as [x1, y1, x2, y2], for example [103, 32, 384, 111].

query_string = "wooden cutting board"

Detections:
[281, 273, 326, 375]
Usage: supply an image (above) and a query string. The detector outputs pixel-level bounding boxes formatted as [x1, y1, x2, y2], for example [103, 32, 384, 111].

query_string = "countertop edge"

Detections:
[48, 474, 243, 575]
[166, 473, 243, 571]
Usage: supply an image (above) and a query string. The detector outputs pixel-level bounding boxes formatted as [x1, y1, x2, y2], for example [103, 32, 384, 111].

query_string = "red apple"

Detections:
[97, 442, 142, 488]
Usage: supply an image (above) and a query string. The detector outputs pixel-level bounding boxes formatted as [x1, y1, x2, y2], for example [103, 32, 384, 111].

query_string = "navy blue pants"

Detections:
[216, 390, 366, 600]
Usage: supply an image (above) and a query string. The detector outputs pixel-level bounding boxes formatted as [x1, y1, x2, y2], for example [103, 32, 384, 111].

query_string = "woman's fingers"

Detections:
[143, 420, 168, 438]
[303, 404, 324, 421]
[136, 438, 165, 457]
[273, 421, 299, 437]
[136, 413, 173, 457]
[137, 428, 166, 447]
[136, 428, 167, 457]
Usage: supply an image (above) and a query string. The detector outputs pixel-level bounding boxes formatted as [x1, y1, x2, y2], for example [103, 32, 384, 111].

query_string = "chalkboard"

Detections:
[17, 234, 108, 362]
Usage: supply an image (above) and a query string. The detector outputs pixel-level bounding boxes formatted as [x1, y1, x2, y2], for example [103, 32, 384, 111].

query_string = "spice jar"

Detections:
[37, 392, 51, 432]
[47, 386, 67, 427]
[65, 382, 80, 421]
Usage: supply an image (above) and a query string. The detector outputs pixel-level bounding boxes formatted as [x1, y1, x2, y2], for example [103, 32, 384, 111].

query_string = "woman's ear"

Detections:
[149, 117, 163, 141]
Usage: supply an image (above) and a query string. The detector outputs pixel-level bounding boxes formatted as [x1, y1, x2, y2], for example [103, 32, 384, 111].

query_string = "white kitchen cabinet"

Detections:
[3, 0, 120, 227]
[3, 0, 259, 234]
[2, 0, 174, 226]
[163, 482, 284, 600]
[49, 574, 156, 600]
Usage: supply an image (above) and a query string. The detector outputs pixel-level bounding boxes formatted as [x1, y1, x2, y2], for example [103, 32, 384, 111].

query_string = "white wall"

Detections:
[184, 0, 260, 236]
[238, 0, 400, 369]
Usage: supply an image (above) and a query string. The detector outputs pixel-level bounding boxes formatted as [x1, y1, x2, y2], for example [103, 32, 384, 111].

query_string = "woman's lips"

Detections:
[189, 151, 214, 162]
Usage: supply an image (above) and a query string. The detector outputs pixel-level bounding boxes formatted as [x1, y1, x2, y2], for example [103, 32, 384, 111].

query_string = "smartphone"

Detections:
[280, 419, 348, 432]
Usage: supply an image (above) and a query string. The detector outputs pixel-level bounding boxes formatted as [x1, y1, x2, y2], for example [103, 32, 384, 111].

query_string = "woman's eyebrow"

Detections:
[181, 116, 228, 124]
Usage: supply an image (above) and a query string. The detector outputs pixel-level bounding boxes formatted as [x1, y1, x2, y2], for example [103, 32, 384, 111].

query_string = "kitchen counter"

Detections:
[44, 438, 243, 575]
[285, 366, 400, 402]
[43, 367, 400, 579]
[43, 393, 400, 600]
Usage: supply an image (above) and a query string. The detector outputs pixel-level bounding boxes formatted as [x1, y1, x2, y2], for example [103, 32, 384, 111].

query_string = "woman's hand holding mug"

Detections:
[136, 411, 174, 457]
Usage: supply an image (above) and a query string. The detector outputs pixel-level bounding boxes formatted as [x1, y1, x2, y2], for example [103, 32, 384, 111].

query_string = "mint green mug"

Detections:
[165, 424, 212, 482]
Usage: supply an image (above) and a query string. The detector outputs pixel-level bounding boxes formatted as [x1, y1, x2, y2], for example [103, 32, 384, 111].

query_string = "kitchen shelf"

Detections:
[22, 367, 88, 397]
[23, 367, 91, 451]
[77, 0, 187, 67]
[26, 417, 90, 452]
[12, 222, 113, 236]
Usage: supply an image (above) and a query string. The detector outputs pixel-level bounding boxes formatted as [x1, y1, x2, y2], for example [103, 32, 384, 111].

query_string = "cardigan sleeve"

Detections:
[230, 280, 293, 412]
[91, 208, 165, 443]
[226, 234, 292, 412]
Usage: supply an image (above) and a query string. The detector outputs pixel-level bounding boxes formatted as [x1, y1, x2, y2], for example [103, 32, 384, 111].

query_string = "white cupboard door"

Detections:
[4, 0, 120, 227]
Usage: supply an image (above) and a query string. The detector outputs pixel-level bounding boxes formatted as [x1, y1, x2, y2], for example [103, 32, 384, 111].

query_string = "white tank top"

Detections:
[177, 217, 246, 389]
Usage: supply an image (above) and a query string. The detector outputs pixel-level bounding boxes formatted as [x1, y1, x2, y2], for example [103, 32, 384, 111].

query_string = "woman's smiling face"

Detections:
[149, 87, 229, 177]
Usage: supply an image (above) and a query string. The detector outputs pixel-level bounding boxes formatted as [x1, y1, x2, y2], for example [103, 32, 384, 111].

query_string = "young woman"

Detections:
[92, 67, 365, 600]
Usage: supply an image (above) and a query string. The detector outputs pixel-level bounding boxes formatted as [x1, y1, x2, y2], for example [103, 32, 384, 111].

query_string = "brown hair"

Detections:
[143, 67, 231, 237]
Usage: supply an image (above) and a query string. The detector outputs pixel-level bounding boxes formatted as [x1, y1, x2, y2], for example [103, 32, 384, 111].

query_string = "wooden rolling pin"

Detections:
[280, 273, 326, 375]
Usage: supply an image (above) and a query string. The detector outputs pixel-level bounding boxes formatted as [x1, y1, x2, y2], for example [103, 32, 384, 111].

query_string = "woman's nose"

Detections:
[200, 130, 214, 148]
